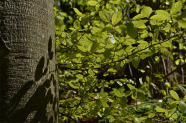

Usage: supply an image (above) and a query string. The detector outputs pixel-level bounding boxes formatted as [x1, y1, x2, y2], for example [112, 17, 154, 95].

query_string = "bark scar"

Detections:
[0, 38, 11, 57]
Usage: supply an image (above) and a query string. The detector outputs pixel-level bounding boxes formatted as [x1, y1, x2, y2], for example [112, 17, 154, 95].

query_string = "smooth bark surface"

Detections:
[0, 0, 58, 122]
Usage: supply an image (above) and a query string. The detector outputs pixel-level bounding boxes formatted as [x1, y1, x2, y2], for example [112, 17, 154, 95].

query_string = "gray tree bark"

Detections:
[0, 0, 58, 122]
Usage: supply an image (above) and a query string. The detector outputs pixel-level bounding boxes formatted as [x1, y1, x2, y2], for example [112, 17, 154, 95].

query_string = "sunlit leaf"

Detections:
[150, 10, 170, 21]
[141, 6, 152, 18]
[76, 74, 84, 79]
[91, 27, 102, 35]
[155, 107, 167, 112]
[77, 45, 87, 52]
[88, 69, 95, 76]
[87, 1, 98, 6]
[127, 84, 136, 90]
[113, 89, 125, 97]
[178, 20, 186, 28]
[99, 11, 110, 22]
[100, 98, 109, 107]
[109, 0, 121, 4]
[114, 25, 126, 33]
[112, 11, 122, 25]
[68, 82, 79, 89]
[74, 20, 81, 29]
[107, 68, 117, 72]
[133, 6, 152, 19]
[170, 90, 179, 100]
[132, 20, 148, 28]
[148, 113, 155, 118]
[73, 8, 83, 16]
[133, 14, 145, 20]
[179, 101, 186, 113]
[170, 1, 182, 15]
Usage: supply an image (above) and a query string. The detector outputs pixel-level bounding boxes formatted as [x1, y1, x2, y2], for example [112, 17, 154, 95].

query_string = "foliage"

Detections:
[54, 0, 186, 122]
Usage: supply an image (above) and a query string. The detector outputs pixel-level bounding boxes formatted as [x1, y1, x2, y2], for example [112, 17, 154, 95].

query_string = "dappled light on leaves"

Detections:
[55, 0, 186, 122]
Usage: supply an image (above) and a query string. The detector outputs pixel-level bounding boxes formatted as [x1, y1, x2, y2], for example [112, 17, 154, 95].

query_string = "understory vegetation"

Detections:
[54, 0, 186, 122]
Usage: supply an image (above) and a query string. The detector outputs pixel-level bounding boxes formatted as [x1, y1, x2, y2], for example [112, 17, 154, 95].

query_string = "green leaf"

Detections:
[109, 0, 121, 4]
[81, 16, 89, 25]
[124, 38, 136, 45]
[91, 27, 102, 35]
[114, 25, 126, 33]
[132, 92, 137, 100]
[88, 69, 95, 76]
[107, 68, 117, 72]
[141, 6, 152, 18]
[90, 41, 99, 52]
[133, 6, 152, 19]
[127, 22, 138, 39]
[155, 107, 167, 112]
[103, 49, 111, 58]
[101, 92, 108, 97]
[170, 1, 182, 15]
[108, 115, 115, 122]
[99, 11, 110, 22]
[171, 113, 178, 119]
[104, 107, 111, 115]
[179, 101, 186, 113]
[137, 40, 148, 49]
[87, 1, 98, 6]
[148, 113, 155, 118]
[77, 45, 87, 52]
[127, 84, 136, 90]
[136, 5, 140, 13]
[112, 11, 122, 25]
[169, 102, 177, 110]
[105, 43, 114, 49]
[178, 20, 186, 28]
[132, 57, 140, 69]
[68, 82, 79, 89]
[113, 89, 125, 97]
[76, 74, 84, 79]
[96, 99, 102, 108]
[73, 8, 83, 16]
[170, 90, 179, 100]
[152, 30, 159, 42]
[150, 10, 170, 21]
[132, 20, 148, 28]
[137, 90, 145, 101]
[74, 20, 81, 30]
[100, 98, 109, 107]
[133, 14, 146, 20]
[120, 96, 127, 108]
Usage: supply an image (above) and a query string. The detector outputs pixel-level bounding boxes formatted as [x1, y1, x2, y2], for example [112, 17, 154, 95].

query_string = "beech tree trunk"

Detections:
[0, 0, 58, 122]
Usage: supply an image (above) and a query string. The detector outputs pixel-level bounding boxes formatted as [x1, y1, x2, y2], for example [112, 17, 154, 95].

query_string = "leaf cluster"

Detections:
[54, 0, 186, 122]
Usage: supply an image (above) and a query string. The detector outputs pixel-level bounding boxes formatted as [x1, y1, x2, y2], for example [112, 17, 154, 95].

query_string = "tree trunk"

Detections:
[0, 0, 58, 122]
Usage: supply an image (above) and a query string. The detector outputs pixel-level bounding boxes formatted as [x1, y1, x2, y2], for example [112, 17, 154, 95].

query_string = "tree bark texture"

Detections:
[0, 0, 58, 122]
